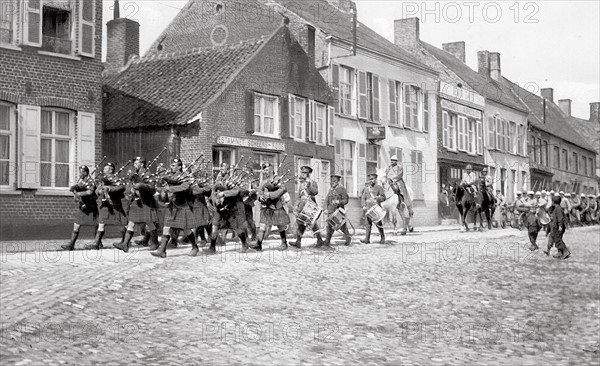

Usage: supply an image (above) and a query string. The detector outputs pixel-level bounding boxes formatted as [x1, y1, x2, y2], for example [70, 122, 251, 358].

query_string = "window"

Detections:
[442, 111, 449, 149]
[562, 149, 568, 171]
[423, 92, 429, 132]
[358, 72, 380, 121]
[388, 80, 400, 125]
[543, 140, 548, 166]
[517, 125, 524, 155]
[339, 66, 354, 115]
[509, 122, 516, 154]
[510, 169, 516, 200]
[467, 119, 475, 154]
[411, 150, 423, 199]
[366, 145, 379, 175]
[573, 152, 578, 174]
[289, 95, 305, 141]
[0, 0, 16, 44]
[521, 171, 527, 191]
[531, 136, 538, 163]
[488, 116, 496, 150]
[448, 114, 456, 150]
[457, 116, 468, 151]
[583, 157, 588, 176]
[553, 146, 560, 168]
[589, 158, 594, 177]
[476, 119, 483, 155]
[308, 101, 326, 145]
[0, 103, 15, 186]
[41, 2, 72, 55]
[253, 93, 280, 138]
[500, 168, 506, 196]
[340, 140, 354, 194]
[212, 148, 235, 177]
[40, 109, 72, 188]
[79, 0, 96, 57]
[403, 85, 420, 129]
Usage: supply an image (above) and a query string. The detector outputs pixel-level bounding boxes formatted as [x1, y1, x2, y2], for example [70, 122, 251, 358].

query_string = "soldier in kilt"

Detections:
[113, 157, 159, 253]
[249, 178, 290, 251]
[242, 177, 259, 242]
[86, 163, 128, 250]
[290, 166, 325, 249]
[62, 166, 99, 250]
[151, 158, 197, 258]
[204, 181, 249, 254]
[190, 176, 213, 247]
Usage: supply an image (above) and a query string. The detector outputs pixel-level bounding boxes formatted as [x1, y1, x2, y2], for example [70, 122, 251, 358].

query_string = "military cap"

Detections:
[300, 166, 313, 174]
[79, 165, 89, 173]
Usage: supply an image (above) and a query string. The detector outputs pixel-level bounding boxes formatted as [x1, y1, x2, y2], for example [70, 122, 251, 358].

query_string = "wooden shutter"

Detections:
[358, 71, 367, 119]
[373, 75, 380, 122]
[331, 64, 339, 113]
[423, 92, 429, 132]
[24, 0, 42, 46]
[404, 84, 411, 128]
[18, 105, 41, 188]
[442, 111, 449, 148]
[280, 96, 289, 139]
[245, 91, 255, 134]
[357, 143, 366, 194]
[334, 139, 341, 182]
[79, 0, 95, 57]
[327, 106, 334, 146]
[78, 112, 95, 172]
[389, 80, 396, 125]
[305, 101, 312, 142]
[476, 119, 483, 155]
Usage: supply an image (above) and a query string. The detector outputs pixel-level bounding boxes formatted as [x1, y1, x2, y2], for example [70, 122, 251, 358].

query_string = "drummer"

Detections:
[360, 173, 387, 244]
[322, 174, 350, 248]
[290, 166, 325, 249]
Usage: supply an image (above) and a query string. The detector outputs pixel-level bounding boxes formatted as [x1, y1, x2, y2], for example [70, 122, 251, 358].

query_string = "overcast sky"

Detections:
[102, 0, 600, 119]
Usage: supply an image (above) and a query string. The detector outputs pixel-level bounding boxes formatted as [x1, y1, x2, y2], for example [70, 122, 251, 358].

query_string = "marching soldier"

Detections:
[62, 165, 99, 251]
[290, 166, 325, 249]
[360, 173, 387, 244]
[323, 174, 349, 248]
[215, 163, 230, 184]
[88, 163, 128, 250]
[249, 175, 290, 251]
[588, 194, 599, 224]
[570, 193, 581, 226]
[190, 173, 213, 247]
[151, 158, 197, 258]
[385, 155, 412, 209]
[113, 157, 160, 253]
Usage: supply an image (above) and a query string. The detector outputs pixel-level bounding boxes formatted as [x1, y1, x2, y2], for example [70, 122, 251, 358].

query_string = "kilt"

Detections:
[164, 206, 194, 230]
[212, 201, 247, 233]
[128, 203, 158, 224]
[99, 205, 127, 226]
[260, 207, 290, 227]
[75, 206, 98, 226]
[190, 204, 211, 227]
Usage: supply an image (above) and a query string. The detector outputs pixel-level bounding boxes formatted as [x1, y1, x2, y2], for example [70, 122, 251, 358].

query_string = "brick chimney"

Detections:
[394, 17, 420, 51]
[541, 88, 554, 103]
[558, 99, 572, 116]
[477, 50, 489, 75]
[591, 102, 600, 124]
[105, 0, 140, 73]
[442, 41, 465, 63]
[489, 52, 501, 81]
[326, 0, 356, 13]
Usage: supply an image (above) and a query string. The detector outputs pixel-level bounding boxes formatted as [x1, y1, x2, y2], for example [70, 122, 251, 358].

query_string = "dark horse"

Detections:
[454, 185, 488, 231]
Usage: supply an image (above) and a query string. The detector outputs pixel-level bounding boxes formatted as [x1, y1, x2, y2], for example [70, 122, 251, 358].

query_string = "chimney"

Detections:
[394, 17, 420, 50]
[325, 0, 355, 13]
[489, 52, 501, 81]
[105, 0, 140, 73]
[590, 102, 600, 124]
[442, 41, 465, 63]
[558, 99, 572, 116]
[541, 88, 554, 103]
[477, 50, 490, 75]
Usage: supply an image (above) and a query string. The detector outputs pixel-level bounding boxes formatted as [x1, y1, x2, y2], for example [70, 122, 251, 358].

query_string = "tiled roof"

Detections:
[104, 38, 265, 130]
[565, 115, 599, 154]
[420, 41, 528, 113]
[507, 80, 596, 152]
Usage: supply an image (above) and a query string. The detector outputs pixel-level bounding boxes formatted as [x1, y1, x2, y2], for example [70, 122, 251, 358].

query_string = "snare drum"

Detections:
[297, 200, 323, 227]
[366, 205, 386, 223]
[327, 208, 347, 230]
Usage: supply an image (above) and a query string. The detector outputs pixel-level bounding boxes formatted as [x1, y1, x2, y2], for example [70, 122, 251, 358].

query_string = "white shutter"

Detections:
[79, 0, 95, 57]
[288, 97, 295, 139]
[442, 111, 449, 148]
[18, 105, 41, 188]
[23, 0, 43, 47]
[77, 112, 95, 169]
[307, 100, 316, 142]
[327, 105, 334, 146]
[476, 120, 483, 155]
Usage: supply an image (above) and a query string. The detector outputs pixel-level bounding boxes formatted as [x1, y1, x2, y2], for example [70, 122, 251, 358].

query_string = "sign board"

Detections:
[441, 100, 482, 120]
[367, 126, 386, 141]
[216, 136, 285, 151]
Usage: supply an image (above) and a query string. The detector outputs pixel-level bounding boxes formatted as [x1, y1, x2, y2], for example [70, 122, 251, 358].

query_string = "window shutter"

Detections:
[280, 96, 289, 139]
[358, 143, 366, 191]
[79, 0, 95, 57]
[423, 93, 429, 132]
[245, 91, 255, 134]
[373, 75, 380, 122]
[404, 84, 411, 128]
[389, 80, 396, 125]
[334, 139, 341, 179]
[78, 112, 95, 171]
[331, 64, 339, 113]
[305, 101, 311, 142]
[442, 111, 449, 148]
[327, 106, 334, 146]
[476, 119, 483, 155]
[18, 105, 41, 188]
[24, 0, 43, 46]
[358, 71, 367, 119]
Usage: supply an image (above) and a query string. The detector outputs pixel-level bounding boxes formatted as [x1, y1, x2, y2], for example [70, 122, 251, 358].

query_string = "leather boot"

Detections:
[239, 232, 249, 252]
[113, 230, 134, 253]
[189, 233, 199, 257]
[85, 230, 104, 250]
[323, 227, 333, 247]
[151, 235, 169, 258]
[61, 231, 79, 251]
[203, 238, 217, 255]
[315, 232, 325, 248]
[289, 234, 302, 248]
[147, 230, 159, 251]
[135, 228, 150, 246]
[273, 231, 287, 250]
[344, 235, 352, 246]
[378, 227, 386, 244]
[360, 225, 371, 244]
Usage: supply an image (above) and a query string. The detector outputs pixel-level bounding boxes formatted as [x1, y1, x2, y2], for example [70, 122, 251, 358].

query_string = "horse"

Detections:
[479, 187, 496, 230]
[375, 169, 414, 234]
[453, 184, 484, 232]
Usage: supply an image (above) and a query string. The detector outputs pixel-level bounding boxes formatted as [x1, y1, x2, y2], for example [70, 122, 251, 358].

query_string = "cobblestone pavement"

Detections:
[1, 226, 599, 365]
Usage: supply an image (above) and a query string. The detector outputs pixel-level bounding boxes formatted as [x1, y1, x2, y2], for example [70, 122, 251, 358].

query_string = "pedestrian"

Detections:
[546, 195, 571, 260]
[323, 174, 350, 248]
[439, 184, 449, 219]
[525, 202, 541, 251]
[360, 173, 387, 243]
[62, 165, 99, 251]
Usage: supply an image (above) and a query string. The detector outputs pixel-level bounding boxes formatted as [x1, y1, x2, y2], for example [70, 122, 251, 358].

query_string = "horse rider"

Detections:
[385, 155, 412, 210]
[460, 164, 478, 195]
[323, 174, 350, 248]
[290, 166, 325, 249]
[360, 173, 387, 243]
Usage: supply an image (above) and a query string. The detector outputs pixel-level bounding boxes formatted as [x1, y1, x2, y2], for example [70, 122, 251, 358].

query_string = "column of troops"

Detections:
[62, 153, 397, 256]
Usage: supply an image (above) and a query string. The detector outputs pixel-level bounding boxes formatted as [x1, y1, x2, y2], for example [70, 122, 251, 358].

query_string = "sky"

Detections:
[101, 0, 600, 120]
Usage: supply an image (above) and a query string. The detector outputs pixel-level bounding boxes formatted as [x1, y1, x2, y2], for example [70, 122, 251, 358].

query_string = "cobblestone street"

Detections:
[1, 226, 599, 365]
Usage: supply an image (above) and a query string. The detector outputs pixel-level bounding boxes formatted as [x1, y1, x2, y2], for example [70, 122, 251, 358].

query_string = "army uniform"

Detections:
[190, 180, 213, 245]
[360, 173, 387, 244]
[323, 174, 350, 248]
[290, 166, 324, 248]
[386, 159, 412, 207]
[62, 166, 99, 251]
[249, 181, 290, 251]
[203, 182, 249, 254]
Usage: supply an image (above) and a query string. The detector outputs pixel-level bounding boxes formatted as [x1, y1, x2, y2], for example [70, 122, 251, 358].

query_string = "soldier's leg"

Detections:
[277, 225, 288, 250]
[528, 226, 539, 251]
[197, 225, 207, 244]
[312, 222, 325, 248]
[204, 224, 220, 254]
[250, 223, 267, 251]
[151, 226, 172, 258]
[85, 223, 105, 250]
[290, 223, 306, 248]
[188, 228, 199, 257]
[114, 222, 136, 253]
[377, 221, 386, 244]
[340, 222, 351, 246]
[148, 222, 160, 251]
[62, 223, 81, 251]
[323, 222, 334, 247]
[135, 225, 149, 246]
[361, 218, 372, 243]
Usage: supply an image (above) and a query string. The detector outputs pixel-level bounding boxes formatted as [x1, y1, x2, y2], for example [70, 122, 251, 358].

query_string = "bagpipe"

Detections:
[70, 156, 107, 211]
[97, 160, 132, 207]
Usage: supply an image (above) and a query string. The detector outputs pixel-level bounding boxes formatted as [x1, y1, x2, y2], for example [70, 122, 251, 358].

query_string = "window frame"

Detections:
[403, 84, 420, 130]
[366, 144, 379, 176]
[457, 115, 468, 152]
[309, 100, 327, 145]
[39, 108, 75, 189]
[340, 139, 355, 196]
[253, 92, 280, 139]
[338, 65, 355, 116]
[0, 102, 16, 188]
[288, 94, 306, 142]
[0, 0, 18, 47]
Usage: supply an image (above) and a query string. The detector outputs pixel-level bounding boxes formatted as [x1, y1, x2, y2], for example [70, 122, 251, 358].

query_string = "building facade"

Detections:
[0, 0, 103, 239]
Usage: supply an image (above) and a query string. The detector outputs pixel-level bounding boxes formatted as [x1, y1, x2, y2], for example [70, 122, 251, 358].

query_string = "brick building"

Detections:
[0, 0, 103, 239]
[103, 24, 334, 214]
